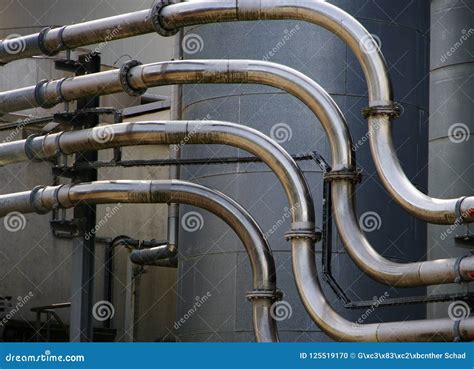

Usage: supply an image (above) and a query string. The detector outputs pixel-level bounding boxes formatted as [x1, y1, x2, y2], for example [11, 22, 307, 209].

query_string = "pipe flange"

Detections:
[284, 229, 321, 242]
[246, 289, 283, 302]
[24, 134, 43, 162]
[324, 168, 362, 183]
[119, 60, 147, 97]
[362, 104, 401, 119]
[35, 79, 56, 109]
[38, 27, 59, 57]
[30, 186, 49, 214]
[454, 255, 469, 284]
[151, 0, 179, 37]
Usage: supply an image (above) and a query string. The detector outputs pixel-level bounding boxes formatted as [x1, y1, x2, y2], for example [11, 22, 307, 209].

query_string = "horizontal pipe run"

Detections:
[0, 0, 466, 224]
[0, 180, 279, 342]
[0, 59, 471, 286]
[0, 121, 472, 341]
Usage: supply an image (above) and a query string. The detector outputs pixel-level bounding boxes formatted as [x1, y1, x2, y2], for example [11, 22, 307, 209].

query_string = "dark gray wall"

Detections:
[428, 0, 474, 318]
[177, 0, 430, 341]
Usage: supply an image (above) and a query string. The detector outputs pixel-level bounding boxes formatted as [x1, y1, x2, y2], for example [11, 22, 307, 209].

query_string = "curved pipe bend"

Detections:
[0, 121, 473, 341]
[0, 179, 473, 342]
[0, 59, 471, 287]
[0, 0, 470, 223]
[0, 180, 279, 342]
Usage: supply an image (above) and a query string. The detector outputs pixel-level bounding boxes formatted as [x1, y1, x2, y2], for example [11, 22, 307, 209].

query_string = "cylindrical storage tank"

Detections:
[428, 0, 474, 318]
[177, 1, 430, 341]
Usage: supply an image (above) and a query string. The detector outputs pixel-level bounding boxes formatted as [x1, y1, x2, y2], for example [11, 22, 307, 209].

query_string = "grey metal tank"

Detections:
[427, 0, 474, 318]
[176, 1, 430, 341]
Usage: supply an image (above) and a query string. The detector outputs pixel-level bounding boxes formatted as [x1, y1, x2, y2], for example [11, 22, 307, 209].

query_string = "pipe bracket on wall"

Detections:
[119, 60, 147, 97]
[151, 0, 179, 37]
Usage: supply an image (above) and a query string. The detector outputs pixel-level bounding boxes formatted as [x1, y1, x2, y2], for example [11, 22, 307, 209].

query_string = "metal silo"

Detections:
[177, 1, 430, 340]
[428, 0, 474, 318]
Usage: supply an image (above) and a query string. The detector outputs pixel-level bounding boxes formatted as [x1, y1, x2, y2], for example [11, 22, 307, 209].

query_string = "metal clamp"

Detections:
[38, 27, 60, 56]
[324, 168, 362, 183]
[455, 196, 468, 222]
[246, 289, 283, 302]
[454, 255, 469, 284]
[362, 104, 401, 119]
[284, 222, 321, 242]
[151, 0, 179, 37]
[56, 76, 71, 103]
[34, 79, 56, 109]
[119, 60, 147, 97]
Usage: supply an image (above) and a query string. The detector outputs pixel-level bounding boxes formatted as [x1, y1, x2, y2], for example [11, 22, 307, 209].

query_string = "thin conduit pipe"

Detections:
[0, 60, 472, 287]
[0, 0, 471, 224]
[0, 132, 473, 341]
[0, 180, 279, 343]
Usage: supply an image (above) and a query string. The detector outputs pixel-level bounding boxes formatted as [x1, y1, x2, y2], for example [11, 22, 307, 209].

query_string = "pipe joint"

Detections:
[456, 196, 474, 223]
[324, 168, 362, 183]
[38, 27, 60, 56]
[24, 134, 43, 162]
[362, 104, 400, 119]
[119, 60, 147, 96]
[285, 222, 320, 242]
[151, 1, 179, 37]
[30, 186, 50, 214]
[246, 288, 283, 302]
[35, 79, 57, 109]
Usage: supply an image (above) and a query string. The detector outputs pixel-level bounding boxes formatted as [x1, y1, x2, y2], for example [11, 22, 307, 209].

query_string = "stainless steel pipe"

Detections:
[1, 0, 471, 224]
[0, 179, 279, 342]
[0, 60, 472, 287]
[1, 122, 473, 341]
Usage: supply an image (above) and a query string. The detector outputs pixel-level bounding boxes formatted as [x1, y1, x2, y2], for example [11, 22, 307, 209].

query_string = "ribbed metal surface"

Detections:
[428, 0, 474, 318]
[178, 1, 430, 341]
